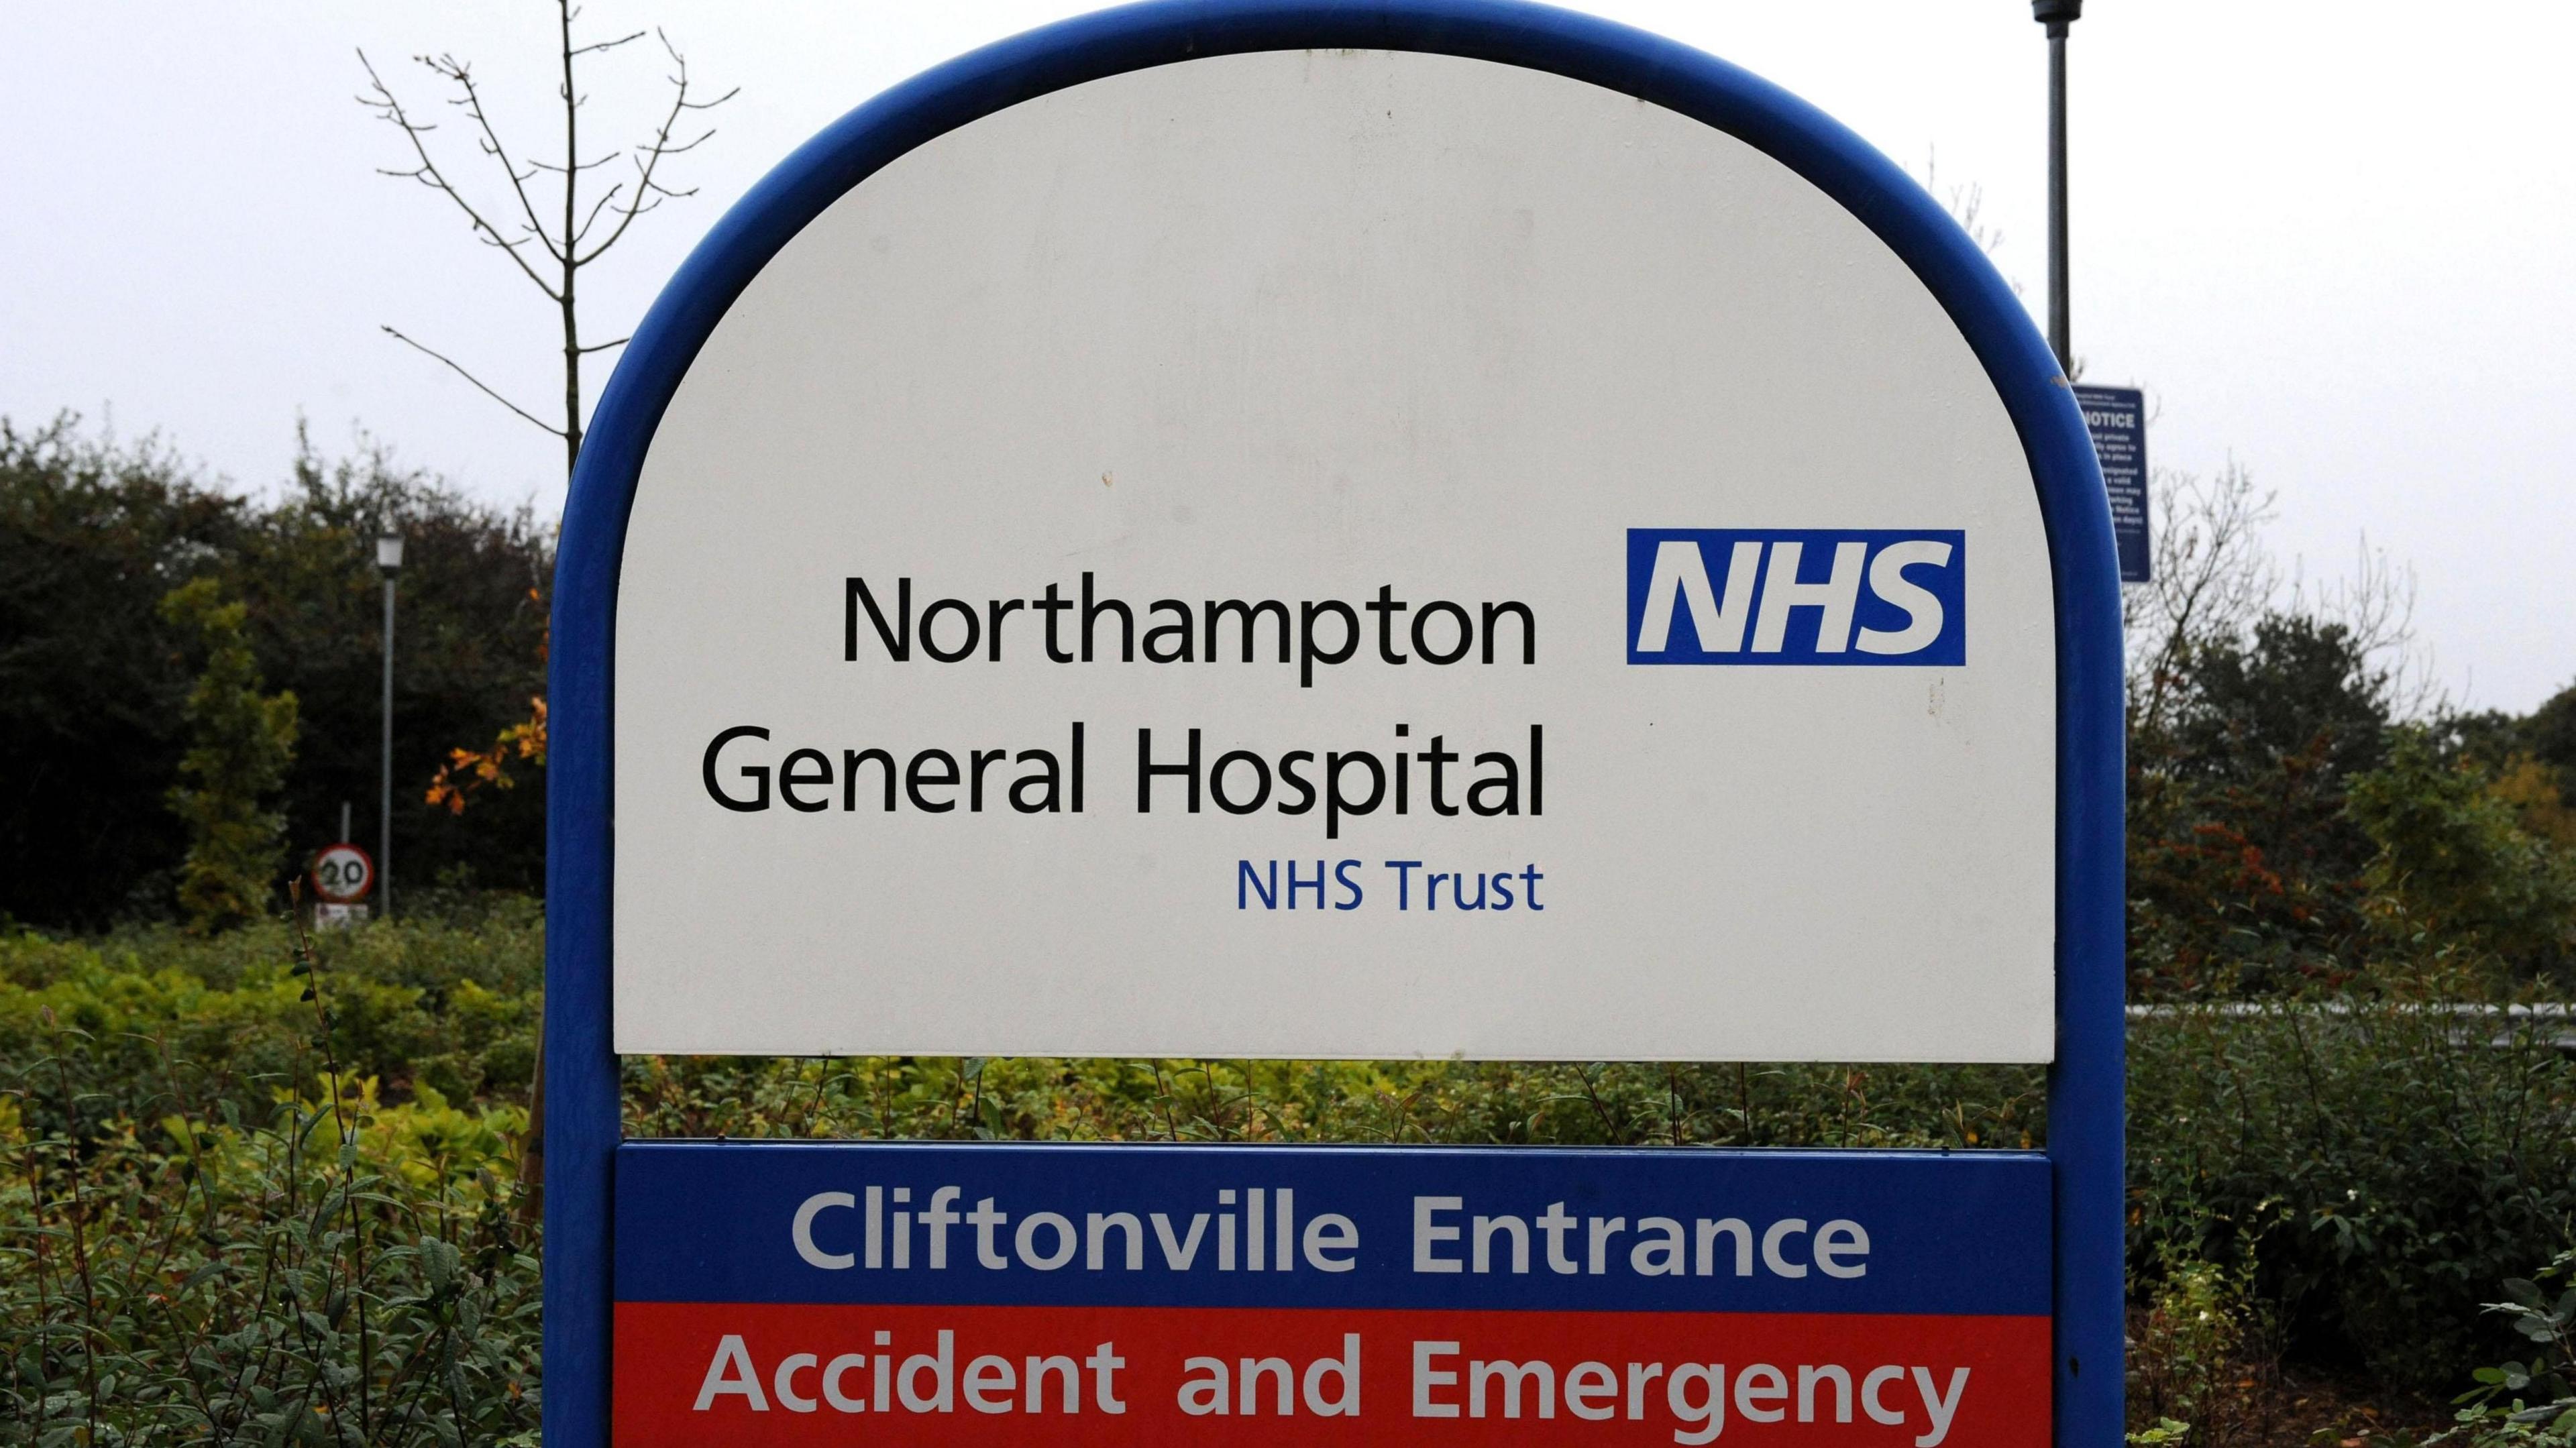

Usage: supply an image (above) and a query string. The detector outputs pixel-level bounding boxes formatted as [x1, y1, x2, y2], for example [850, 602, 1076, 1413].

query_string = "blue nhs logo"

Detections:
[1625, 528, 1966, 665]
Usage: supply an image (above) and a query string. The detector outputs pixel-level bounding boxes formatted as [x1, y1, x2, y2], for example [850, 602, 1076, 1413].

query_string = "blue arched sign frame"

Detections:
[547, 1, 2126, 1441]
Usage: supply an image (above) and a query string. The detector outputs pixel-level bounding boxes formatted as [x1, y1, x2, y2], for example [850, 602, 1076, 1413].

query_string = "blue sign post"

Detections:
[547, 3, 2126, 1443]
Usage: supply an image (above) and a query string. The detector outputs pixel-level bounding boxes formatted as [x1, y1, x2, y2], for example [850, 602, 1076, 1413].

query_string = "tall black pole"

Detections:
[2035, 1, 2081, 374]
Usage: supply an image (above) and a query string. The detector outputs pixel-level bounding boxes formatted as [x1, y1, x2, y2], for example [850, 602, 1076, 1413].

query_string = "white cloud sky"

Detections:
[5, 1, 2569, 709]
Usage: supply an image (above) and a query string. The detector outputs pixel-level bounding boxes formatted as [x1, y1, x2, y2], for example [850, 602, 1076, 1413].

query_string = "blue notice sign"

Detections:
[611, 1141, 2051, 1445]
[2074, 386, 2151, 583]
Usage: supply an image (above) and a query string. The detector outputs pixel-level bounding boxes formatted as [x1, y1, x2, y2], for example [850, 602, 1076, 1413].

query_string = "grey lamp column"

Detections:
[376, 528, 405, 919]
[2033, 0, 2082, 374]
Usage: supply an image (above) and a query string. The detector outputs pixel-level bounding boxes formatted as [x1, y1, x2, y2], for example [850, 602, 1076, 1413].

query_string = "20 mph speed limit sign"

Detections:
[311, 844, 374, 904]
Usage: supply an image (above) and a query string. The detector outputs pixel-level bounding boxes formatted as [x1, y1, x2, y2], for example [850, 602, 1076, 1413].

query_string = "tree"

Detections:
[161, 577, 301, 933]
[427, 625, 547, 816]
[2116, 456, 2479, 994]
[0, 419, 246, 924]
[360, 4, 732, 1212]
[2124, 462, 2284, 742]
[2526, 680, 2576, 792]
[359, 2, 734, 476]
[2127, 612, 2396, 995]
[2349, 730, 2576, 977]
[2121, 517, 2576, 995]
[237, 433, 556, 900]
[0, 418, 554, 930]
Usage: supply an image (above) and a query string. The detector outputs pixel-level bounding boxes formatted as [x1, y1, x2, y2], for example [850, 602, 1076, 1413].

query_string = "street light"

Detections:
[2033, 0, 2082, 374]
[377, 526, 404, 921]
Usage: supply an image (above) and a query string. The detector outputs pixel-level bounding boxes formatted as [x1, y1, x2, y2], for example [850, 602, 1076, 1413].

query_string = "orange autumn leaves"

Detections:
[427, 590, 548, 815]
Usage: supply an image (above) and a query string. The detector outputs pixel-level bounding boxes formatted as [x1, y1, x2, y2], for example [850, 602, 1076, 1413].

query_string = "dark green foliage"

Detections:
[2436, 1249, 2576, 1446]
[2131, 608, 2576, 998]
[5, 1080, 540, 1448]
[160, 578, 301, 932]
[621, 1054, 2045, 1151]
[0, 417, 551, 930]
[7, 915, 2575, 1435]
[2129, 996, 2576, 1392]
[3, 917, 2050, 1443]
[2129, 614, 2396, 995]
[0, 910, 542, 1139]
[227, 439, 553, 911]
[2530, 686, 2576, 794]
[0, 424, 238, 928]
[5, 405, 2572, 1439]
[2166, 614, 2397, 791]
[3, 926, 538, 1447]
[2352, 733, 2576, 975]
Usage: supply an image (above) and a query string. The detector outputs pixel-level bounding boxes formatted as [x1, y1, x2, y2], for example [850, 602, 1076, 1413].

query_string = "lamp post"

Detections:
[376, 527, 405, 920]
[2033, 0, 2082, 374]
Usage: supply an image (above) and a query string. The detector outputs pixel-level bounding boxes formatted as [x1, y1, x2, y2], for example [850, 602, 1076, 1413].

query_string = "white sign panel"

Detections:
[614, 50, 2055, 1062]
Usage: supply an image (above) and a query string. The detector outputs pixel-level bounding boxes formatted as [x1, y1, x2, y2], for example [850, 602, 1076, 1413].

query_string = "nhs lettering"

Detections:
[1625, 528, 1967, 666]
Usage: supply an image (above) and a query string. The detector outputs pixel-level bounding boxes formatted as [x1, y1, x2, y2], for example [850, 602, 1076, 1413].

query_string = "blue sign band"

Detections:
[615, 1141, 2049, 1317]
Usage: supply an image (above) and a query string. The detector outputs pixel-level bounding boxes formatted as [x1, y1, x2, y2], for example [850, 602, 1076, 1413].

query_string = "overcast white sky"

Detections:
[4, 3, 2569, 710]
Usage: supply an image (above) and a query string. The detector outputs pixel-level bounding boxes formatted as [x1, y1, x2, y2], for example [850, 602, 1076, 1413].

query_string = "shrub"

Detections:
[0, 417, 554, 930]
[9, 909, 2573, 1438]
[2, 937, 537, 1447]
[2432, 1249, 2576, 1447]
[2129, 996, 2576, 1391]
[2128, 1241, 2283, 1447]
[619, 1053, 2045, 1150]
[2352, 731, 2576, 979]
[0, 911, 539, 1134]
[159, 577, 299, 934]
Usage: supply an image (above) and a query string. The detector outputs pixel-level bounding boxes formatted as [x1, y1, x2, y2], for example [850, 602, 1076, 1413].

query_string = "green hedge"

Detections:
[0, 908, 540, 1139]
[6, 917, 2573, 1441]
[2131, 1001, 2576, 1390]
